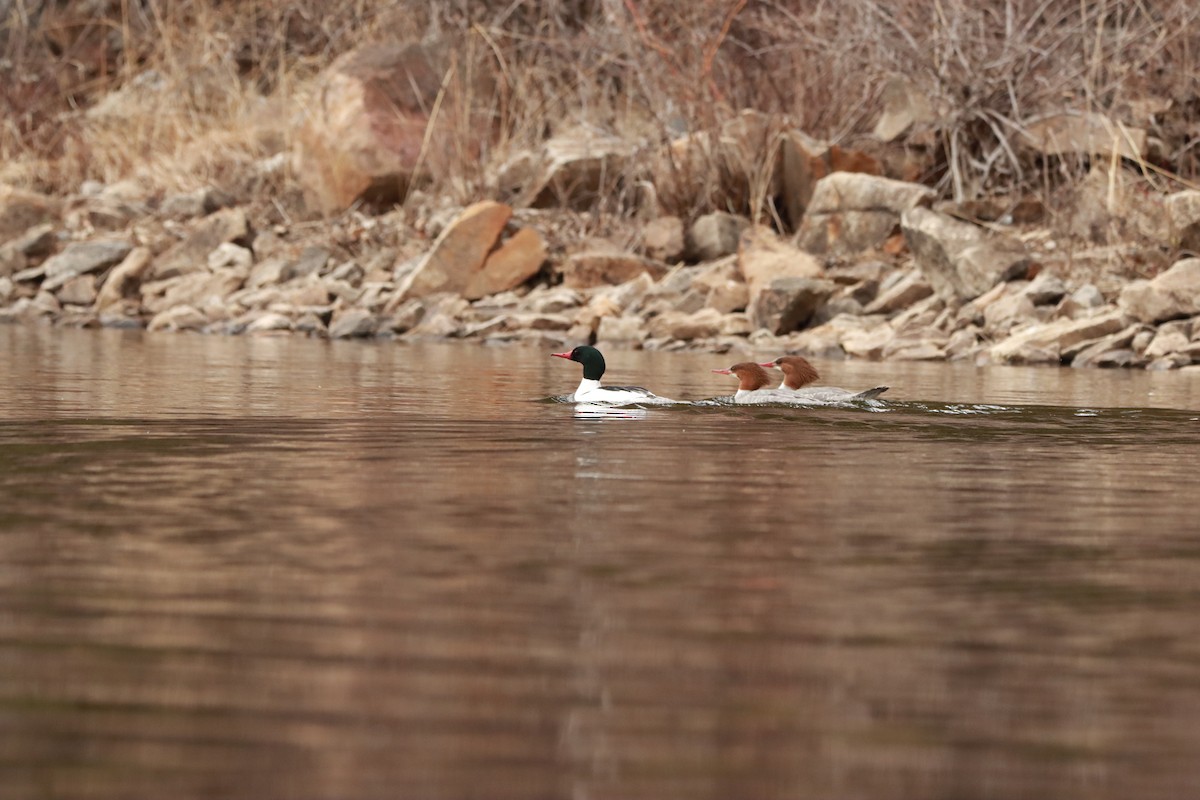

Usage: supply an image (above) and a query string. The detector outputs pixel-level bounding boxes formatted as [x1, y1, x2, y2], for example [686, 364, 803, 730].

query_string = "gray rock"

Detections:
[797, 173, 934, 255]
[147, 305, 207, 333]
[748, 276, 836, 335]
[56, 275, 97, 306]
[863, 271, 933, 315]
[901, 207, 1030, 301]
[687, 212, 748, 262]
[41, 240, 133, 290]
[152, 207, 251, 280]
[245, 312, 294, 334]
[159, 187, 232, 219]
[284, 246, 331, 281]
[328, 308, 377, 339]
[1024, 272, 1067, 305]
[207, 242, 253, 271]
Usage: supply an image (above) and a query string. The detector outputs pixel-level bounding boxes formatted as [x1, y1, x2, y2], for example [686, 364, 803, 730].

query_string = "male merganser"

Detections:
[760, 355, 889, 401]
[711, 362, 820, 405]
[552, 346, 675, 404]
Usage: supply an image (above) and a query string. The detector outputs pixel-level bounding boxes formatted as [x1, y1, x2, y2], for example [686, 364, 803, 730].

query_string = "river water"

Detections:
[2, 324, 1199, 799]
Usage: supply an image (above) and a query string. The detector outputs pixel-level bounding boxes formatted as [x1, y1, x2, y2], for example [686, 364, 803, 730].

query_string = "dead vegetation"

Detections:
[1, 0, 1198, 228]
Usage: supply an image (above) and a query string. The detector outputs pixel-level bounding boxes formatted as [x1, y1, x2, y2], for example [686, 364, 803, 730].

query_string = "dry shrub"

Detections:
[1, 0, 1197, 225]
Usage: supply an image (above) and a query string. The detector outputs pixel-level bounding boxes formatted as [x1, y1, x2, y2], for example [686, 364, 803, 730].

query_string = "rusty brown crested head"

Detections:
[760, 355, 820, 390]
[711, 362, 773, 392]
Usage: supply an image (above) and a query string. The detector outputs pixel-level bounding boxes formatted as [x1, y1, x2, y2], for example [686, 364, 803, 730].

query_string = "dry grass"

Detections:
[1, 0, 1198, 228]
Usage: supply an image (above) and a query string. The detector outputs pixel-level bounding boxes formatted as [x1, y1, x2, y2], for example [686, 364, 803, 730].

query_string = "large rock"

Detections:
[293, 43, 478, 215]
[901, 207, 1031, 301]
[1019, 112, 1146, 161]
[495, 127, 636, 209]
[1166, 191, 1200, 253]
[151, 207, 251, 280]
[41, 240, 132, 291]
[561, 251, 667, 290]
[648, 307, 723, 341]
[394, 201, 511, 302]
[748, 277, 836, 335]
[797, 173, 934, 255]
[737, 227, 823, 291]
[779, 131, 883, 229]
[989, 308, 1127, 364]
[464, 227, 546, 300]
[863, 270, 933, 315]
[687, 212, 749, 262]
[1118, 258, 1200, 323]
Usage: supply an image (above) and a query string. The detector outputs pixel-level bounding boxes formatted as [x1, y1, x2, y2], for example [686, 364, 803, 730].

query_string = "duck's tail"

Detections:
[853, 386, 889, 400]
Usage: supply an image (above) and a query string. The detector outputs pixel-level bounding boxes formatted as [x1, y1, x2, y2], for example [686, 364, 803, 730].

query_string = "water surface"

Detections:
[2, 325, 1199, 799]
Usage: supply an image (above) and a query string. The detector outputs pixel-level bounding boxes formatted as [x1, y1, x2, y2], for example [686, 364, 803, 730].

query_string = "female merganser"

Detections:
[760, 355, 889, 401]
[552, 346, 675, 404]
[711, 362, 820, 405]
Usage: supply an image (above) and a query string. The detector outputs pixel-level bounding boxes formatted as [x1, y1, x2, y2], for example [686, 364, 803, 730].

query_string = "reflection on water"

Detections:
[2, 325, 1200, 799]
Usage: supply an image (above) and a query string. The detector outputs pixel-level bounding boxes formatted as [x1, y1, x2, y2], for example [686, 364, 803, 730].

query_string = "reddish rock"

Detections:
[394, 201, 512, 303]
[293, 43, 485, 215]
[464, 227, 547, 300]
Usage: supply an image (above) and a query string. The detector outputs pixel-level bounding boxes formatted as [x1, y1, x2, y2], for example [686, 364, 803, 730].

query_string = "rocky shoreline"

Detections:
[3, 167, 1200, 372]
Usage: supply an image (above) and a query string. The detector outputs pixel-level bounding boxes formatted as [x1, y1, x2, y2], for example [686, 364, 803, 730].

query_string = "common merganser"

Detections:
[552, 346, 675, 404]
[760, 355, 889, 402]
[711, 362, 819, 405]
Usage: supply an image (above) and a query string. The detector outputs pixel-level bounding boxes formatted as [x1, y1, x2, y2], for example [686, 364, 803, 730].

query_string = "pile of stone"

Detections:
[3, 42, 1200, 372]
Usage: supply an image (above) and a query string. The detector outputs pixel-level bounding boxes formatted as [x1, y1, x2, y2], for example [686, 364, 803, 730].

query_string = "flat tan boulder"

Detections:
[737, 227, 822, 291]
[464, 227, 546, 300]
[797, 173, 934, 255]
[561, 251, 668, 290]
[990, 308, 1127, 364]
[1118, 258, 1200, 323]
[1020, 112, 1146, 161]
[394, 201, 512, 302]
